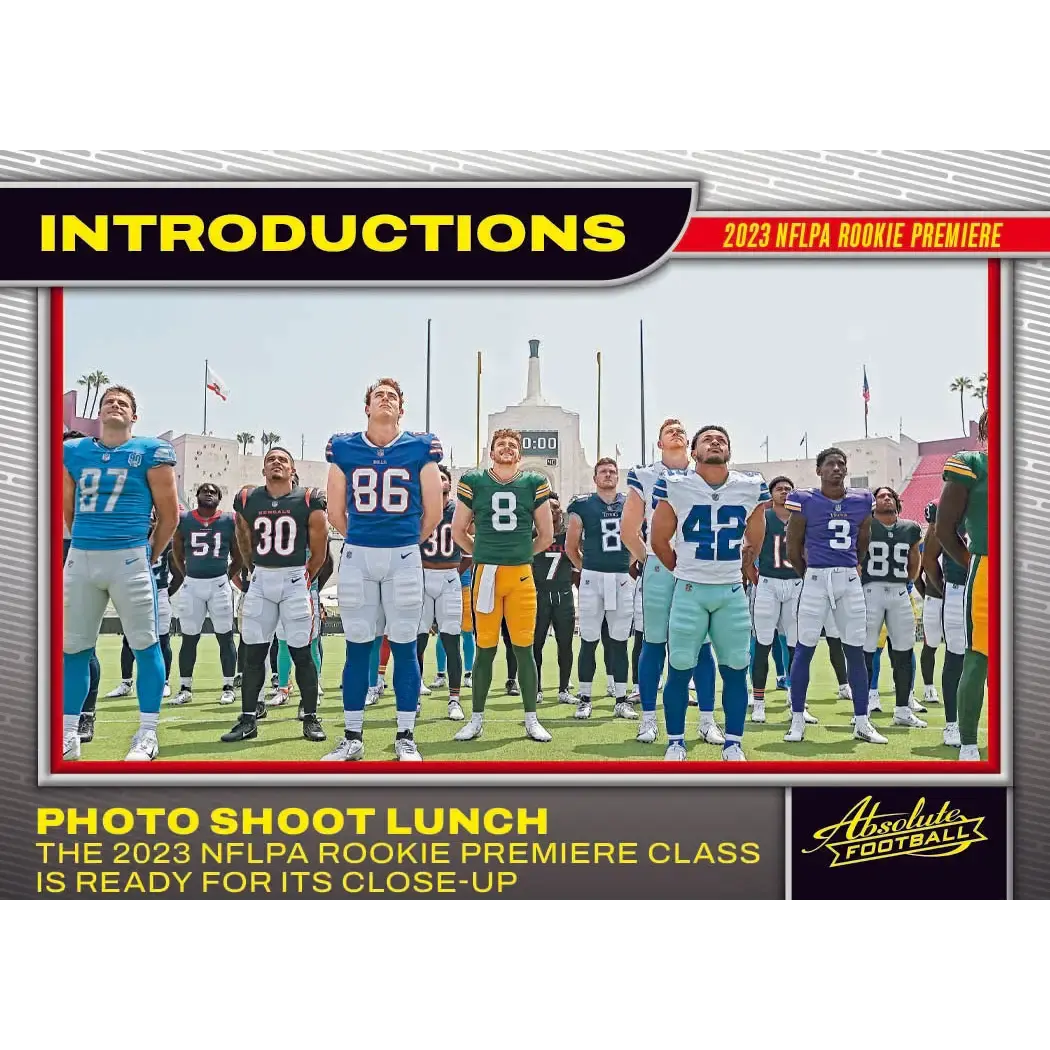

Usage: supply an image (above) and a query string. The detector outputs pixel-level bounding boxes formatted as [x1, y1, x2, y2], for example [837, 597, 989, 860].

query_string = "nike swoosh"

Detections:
[620, 580, 628, 588]
[291, 576, 302, 584]
[125, 558, 137, 565]
[520, 576, 529, 582]
[732, 585, 741, 593]
[899, 590, 907, 597]
[848, 576, 857, 583]
[401, 552, 412, 560]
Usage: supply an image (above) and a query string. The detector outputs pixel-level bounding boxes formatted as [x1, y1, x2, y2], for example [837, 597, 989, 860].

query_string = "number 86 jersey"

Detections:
[655, 470, 769, 585]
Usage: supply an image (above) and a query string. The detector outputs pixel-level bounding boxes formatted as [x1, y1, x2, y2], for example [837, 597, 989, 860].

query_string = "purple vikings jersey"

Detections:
[785, 487, 873, 568]
[326, 430, 443, 549]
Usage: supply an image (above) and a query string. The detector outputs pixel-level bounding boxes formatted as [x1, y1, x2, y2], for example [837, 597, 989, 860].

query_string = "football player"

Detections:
[62, 385, 179, 761]
[566, 458, 637, 719]
[937, 409, 990, 762]
[452, 428, 554, 742]
[324, 378, 444, 761]
[650, 425, 768, 761]
[784, 447, 885, 744]
[533, 493, 576, 704]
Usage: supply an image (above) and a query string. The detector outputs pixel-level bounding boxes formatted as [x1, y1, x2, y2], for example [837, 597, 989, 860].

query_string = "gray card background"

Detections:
[0, 151, 1045, 898]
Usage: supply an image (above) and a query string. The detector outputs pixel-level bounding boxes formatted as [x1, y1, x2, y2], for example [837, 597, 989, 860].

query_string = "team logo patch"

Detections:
[834, 503, 841, 511]
[128, 452, 142, 466]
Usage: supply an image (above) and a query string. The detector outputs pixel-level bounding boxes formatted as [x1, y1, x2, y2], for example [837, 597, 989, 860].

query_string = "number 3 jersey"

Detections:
[63, 435, 177, 550]
[176, 509, 236, 578]
[420, 498, 462, 566]
[861, 516, 921, 584]
[233, 485, 326, 568]
[326, 430, 443, 549]
[785, 487, 873, 568]
[654, 470, 769, 585]
[457, 469, 551, 566]
[566, 492, 630, 573]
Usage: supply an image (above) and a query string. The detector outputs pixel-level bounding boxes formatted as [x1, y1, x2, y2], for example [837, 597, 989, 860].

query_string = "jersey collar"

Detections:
[362, 430, 406, 450]
[487, 468, 522, 484]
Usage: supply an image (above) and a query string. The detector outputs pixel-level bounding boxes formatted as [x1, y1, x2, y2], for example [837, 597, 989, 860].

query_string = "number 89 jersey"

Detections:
[654, 470, 769, 585]
[326, 430, 443, 549]
[566, 492, 630, 573]
[861, 517, 921, 584]
[233, 485, 326, 568]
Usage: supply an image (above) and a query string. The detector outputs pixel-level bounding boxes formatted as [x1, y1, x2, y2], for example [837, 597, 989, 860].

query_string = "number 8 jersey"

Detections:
[785, 487, 873, 567]
[655, 470, 769, 584]
[457, 469, 551, 565]
[326, 430, 443, 548]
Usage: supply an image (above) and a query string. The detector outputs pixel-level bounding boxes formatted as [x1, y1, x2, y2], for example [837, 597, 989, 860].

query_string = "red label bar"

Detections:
[674, 215, 1050, 253]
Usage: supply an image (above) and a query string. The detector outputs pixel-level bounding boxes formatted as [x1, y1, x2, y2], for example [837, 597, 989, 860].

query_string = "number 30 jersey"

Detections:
[326, 430, 443, 549]
[457, 469, 551, 566]
[421, 499, 462, 567]
[233, 485, 326, 568]
[654, 470, 769, 585]
[785, 487, 873, 568]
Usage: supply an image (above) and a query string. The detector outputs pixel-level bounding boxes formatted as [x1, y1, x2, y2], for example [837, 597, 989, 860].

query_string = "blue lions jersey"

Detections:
[63, 436, 177, 551]
[325, 430, 443, 549]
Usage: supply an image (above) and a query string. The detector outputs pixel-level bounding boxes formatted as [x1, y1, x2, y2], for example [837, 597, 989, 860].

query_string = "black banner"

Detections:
[0, 183, 695, 284]
[790, 788, 1009, 899]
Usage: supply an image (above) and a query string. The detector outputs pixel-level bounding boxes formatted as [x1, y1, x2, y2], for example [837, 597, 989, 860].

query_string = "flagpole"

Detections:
[301, 433, 305, 460]
[639, 320, 646, 463]
[475, 351, 482, 467]
[425, 318, 432, 433]
[596, 350, 603, 462]
[203, 358, 208, 435]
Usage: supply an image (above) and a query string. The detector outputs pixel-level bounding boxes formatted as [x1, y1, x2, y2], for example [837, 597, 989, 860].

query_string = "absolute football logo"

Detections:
[802, 795, 987, 868]
[791, 788, 1008, 899]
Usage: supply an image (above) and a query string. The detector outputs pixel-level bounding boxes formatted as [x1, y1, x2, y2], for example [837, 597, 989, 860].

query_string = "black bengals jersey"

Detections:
[233, 484, 327, 569]
[534, 532, 575, 590]
[421, 500, 461, 567]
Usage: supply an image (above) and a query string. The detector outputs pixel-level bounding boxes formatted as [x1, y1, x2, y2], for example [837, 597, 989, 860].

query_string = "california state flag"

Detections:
[206, 365, 230, 401]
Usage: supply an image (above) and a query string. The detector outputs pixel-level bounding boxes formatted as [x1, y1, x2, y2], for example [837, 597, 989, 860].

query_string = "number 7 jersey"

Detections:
[654, 470, 769, 584]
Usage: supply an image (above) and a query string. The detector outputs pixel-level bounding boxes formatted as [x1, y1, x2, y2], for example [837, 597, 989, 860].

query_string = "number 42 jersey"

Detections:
[654, 470, 769, 584]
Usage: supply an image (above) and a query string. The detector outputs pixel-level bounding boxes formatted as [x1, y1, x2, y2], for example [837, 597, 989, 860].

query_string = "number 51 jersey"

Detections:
[654, 470, 769, 585]
[326, 431, 443, 549]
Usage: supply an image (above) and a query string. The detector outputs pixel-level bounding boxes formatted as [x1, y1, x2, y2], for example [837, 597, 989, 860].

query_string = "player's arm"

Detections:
[856, 515, 872, 569]
[227, 532, 244, 580]
[147, 465, 179, 563]
[621, 485, 647, 566]
[452, 501, 475, 556]
[935, 481, 970, 567]
[306, 508, 328, 584]
[786, 512, 807, 577]
[741, 503, 766, 585]
[650, 500, 677, 572]
[907, 539, 921, 581]
[922, 527, 945, 596]
[565, 511, 583, 569]
[533, 499, 554, 555]
[326, 465, 348, 538]
[316, 546, 335, 591]
[235, 513, 254, 570]
[418, 461, 443, 543]
[170, 525, 186, 575]
[63, 468, 76, 534]
[168, 559, 184, 597]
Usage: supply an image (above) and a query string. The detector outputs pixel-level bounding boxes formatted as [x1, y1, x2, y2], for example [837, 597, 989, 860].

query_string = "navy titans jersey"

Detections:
[758, 509, 796, 579]
[63, 436, 177, 551]
[153, 541, 173, 589]
[421, 499, 461, 566]
[567, 492, 630, 574]
[178, 510, 236, 579]
[326, 430, 443, 549]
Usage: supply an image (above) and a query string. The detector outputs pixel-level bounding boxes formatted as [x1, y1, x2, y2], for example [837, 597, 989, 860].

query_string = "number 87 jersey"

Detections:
[655, 470, 769, 584]
[326, 431, 443, 547]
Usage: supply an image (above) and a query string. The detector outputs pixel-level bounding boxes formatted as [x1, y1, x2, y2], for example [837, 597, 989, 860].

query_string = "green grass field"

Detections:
[81, 634, 988, 762]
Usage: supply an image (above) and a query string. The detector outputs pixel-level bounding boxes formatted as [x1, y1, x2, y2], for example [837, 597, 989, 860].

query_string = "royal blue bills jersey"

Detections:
[326, 430, 443, 549]
[786, 487, 873, 568]
[758, 509, 796, 579]
[63, 436, 177, 551]
[178, 510, 237, 579]
[421, 499, 461, 566]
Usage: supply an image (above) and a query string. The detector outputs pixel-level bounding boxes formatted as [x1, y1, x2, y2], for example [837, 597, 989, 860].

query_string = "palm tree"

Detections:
[87, 370, 110, 416]
[77, 374, 92, 415]
[236, 431, 255, 455]
[260, 431, 280, 453]
[950, 376, 974, 434]
[973, 370, 988, 409]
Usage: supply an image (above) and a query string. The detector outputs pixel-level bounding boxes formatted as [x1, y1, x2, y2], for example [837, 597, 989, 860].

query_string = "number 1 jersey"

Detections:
[654, 470, 769, 584]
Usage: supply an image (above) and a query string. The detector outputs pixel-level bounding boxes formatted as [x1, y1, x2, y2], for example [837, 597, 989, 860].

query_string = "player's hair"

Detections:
[548, 491, 560, 502]
[196, 481, 221, 496]
[291, 472, 300, 487]
[816, 446, 847, 469]
[62, 429, 85, 441]
[873, 485, 902, 511]
[593, 457, 618, 476]
[691, 424, 731, 454]
[657, 417, 684, 441]
[364, 376, 405, 409]
[489, 427, 522, 453]
[438, 464, 452, 482]
[978, 408, 989, 444]
[98, 384, 137, 415]
[264, 445, 295, 465]
[769, 475, 794, 491]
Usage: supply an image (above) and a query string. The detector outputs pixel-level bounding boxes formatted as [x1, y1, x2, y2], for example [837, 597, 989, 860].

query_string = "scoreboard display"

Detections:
[519, 430, 559, 460]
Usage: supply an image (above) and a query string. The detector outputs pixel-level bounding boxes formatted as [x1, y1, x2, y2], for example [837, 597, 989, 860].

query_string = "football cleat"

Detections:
[77, 712, 95, 743]
[803, 706, 819, 725]
[254, 701, 268, 720]
[664, 741, 688, 761]
[301, 715, 326, 742]
[506, 679, 521, 696]
[220, 715, 258, 743]
[317, 684, 324, 697]
[574, 700, 592, 720]
[162, 684, 171, 699]
[394, 732, 422, 761]
[536, 691, 544, 705]
[867, 690, 882, 713]
[698, 720, 725, 745]
[419, 682, 432, 697]
[170, 687, 192, 706]
[636, 717, 659, 744]
[220, 686, 236, 705]
[613, 701, 638, 720]
[322, 734, 364, 761]
[606, 677, 615, 697]
[893, 707, 928, 728]
[558, 690, 575, 704]
[525, 719, 552, 743]
[924, 685, 941, 704]
[776, 676, 789, 692]
[125, 728, 159, 761]
[105, 681, 133, 698]
[63, 730, 81, 760]
[751, 701, 766, 723]
[721, 743, 746, 762]
[376, 674, 387, 695]
[232, 673, 243, 688]
[909, 694, 928, 714]
[455, 719, 484, 741]
[447, 698, 465, 721]
[837, 684, 853, 701]
[628, 685, 641, 701]
[266, 687, 289, 707]
[365, 686, 380, 706]
[853, 718, 889, 744]
[463, 672, 472, 688]
[429, 674, 448, 690]
[943, 722, 962, 748]
[784, 713, 806, 743]
[270, 673, 279, 689]
[958, 744, 981, 762]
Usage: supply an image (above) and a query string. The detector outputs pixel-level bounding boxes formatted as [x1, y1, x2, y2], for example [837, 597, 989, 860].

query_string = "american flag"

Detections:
[862, 366, 870, 414]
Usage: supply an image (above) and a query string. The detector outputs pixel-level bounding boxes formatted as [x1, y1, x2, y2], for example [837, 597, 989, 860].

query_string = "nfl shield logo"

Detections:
[834, 503, 841, 511]
[128, 452, 142, 466]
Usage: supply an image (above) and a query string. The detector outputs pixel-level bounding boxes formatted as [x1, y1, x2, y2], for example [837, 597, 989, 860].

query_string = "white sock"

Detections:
[222, 677, 233, 687]
[700, 711, 714, 727]
[180, 678, 192, 689]
[470, 712, 483, 728]
[396, 712, 416, 733]
[614, 682, 627, 699]
[525, 711, 540, 728]
[345, 711, 364, 733]
[578, 684, 592, 698]
[63, 714, 79, 734]
[139, 712, 159, 732]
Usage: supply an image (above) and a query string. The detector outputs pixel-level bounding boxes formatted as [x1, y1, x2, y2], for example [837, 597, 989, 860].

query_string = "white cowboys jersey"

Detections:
[654, 470, 769, 585]
[626, 461, 690, 554]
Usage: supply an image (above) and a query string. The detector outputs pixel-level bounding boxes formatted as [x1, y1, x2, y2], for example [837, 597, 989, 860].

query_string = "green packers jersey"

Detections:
[943, 450, 988, 556]
[457, 468, 551, 566]
[861, 516, 921, 584]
